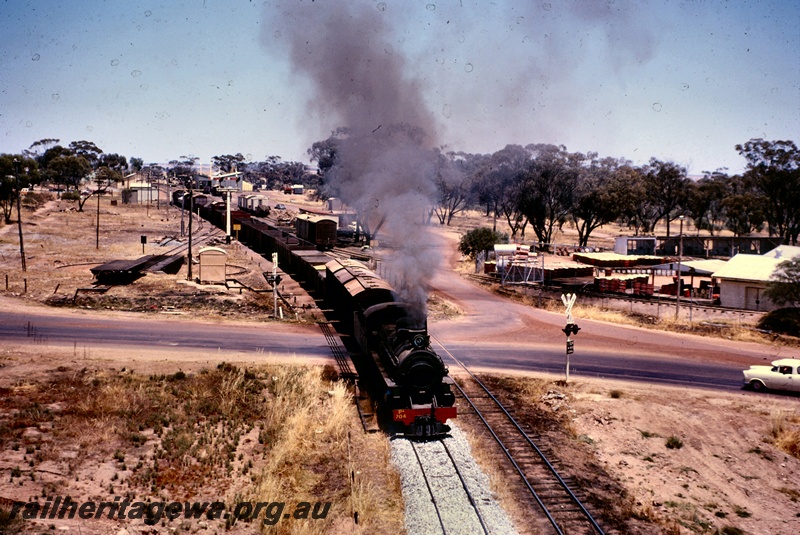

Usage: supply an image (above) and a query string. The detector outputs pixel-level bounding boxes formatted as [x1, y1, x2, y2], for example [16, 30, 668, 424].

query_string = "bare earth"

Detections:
[1, 194, 799, 534]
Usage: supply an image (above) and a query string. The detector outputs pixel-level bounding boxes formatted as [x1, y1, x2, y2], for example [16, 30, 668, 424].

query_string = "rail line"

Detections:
[432, 335, 605, 535]
[317, 321, 380, 433]
[404, 437, 491, 535]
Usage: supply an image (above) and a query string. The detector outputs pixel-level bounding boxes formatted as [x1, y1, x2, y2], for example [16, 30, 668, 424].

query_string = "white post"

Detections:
[272, 252, 278, 319]
[675, 215, 685, 320]
[561, 293, 578, 383]
[226, 190, 232, 243]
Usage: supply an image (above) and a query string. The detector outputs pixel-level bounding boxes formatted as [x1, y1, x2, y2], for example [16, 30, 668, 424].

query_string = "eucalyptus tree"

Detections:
[431, 150, 481, 226]
[307, 129, 345, 200]
[615, 165, 655, 235]
[212, 153, 246, 174]
[0, 154, 40, 223]
[570, 155, 631, 247]
[75, 153, 128, 212]
[68, 140, 103, 167]
[518, 144, 579, 246]
[643, 158, 690, 236]
[251, 156, 308, 191]
[480, 144, 531, 239]
[721, 191, 765, 237]
[47, 153, 91, 193]
[764, 257, 800, 308]
[736, 138, 799, 244]
[129, 157, 144, 173]
[687, 171, 730, 235]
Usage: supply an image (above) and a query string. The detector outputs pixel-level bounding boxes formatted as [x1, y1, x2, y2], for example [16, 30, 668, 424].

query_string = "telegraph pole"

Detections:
[12, 158, 27, 272]
[187, 187, 193, 281]
[675, 215, 685, 319]
[95, 188, 101, 249]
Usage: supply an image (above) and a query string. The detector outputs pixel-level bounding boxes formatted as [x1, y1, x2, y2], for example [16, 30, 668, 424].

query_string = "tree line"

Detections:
[3, 136, 798, 247]
[1, 140, 312, 222]
[308, 133, 798, 246]
[431, 140, 799, 247]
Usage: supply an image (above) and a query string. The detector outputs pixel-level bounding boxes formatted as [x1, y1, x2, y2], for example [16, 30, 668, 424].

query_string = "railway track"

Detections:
[318, 321, 380, 433]
[433, 336, 605, 535]
[393, 430, 515, 535]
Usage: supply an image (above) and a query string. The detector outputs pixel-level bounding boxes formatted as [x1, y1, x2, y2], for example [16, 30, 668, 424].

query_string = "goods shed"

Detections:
[711, 245, 800, 311]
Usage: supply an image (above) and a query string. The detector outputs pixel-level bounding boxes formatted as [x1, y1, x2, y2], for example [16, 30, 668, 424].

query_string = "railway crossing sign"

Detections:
[561, 292, 576, 324]
[561, 293, 579, 383]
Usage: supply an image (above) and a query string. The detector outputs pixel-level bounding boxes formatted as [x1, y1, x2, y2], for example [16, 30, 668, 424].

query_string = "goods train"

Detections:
[326, 259, 456, 436]
[188, 197, 457, 436]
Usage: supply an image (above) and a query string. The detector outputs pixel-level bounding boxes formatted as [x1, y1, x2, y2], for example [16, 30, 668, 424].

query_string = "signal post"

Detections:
[561, 293, 581, 383]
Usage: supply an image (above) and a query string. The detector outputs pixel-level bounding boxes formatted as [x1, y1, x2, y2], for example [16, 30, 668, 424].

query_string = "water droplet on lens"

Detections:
[377, 2, 387, 11]
[26, 121, 33, 127]
[52, 93, 60, 100]
[111, 59, 119, 66]
[426, 4, 436, 11]
[86, 125, 94, 131]
[464, 63, 474, 73]
[145, 10, 152, 17]
[32, 53, 40, 61]
[131, 70, 142, 77]
[442, 104, 452, 118]
[652, 102, 662, 112]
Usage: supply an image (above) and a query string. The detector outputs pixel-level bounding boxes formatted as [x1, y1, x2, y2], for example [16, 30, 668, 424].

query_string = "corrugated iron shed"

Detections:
[712, 251, 800, 282]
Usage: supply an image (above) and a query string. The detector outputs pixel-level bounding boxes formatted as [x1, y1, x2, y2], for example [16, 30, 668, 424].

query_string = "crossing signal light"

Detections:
[562, 323, 581, 336]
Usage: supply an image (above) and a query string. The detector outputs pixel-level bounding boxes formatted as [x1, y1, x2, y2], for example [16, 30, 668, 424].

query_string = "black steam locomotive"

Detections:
[325, 259, 456, 436]
[191, 200, 457, 436]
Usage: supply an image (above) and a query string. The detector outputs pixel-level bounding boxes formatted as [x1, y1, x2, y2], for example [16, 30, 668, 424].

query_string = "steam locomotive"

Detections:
[192, 200, 457, 436]
[325, 259, 456, 436]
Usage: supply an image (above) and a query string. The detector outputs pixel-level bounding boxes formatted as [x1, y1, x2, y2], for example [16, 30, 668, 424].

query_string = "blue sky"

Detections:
[1, 1, 797, 175]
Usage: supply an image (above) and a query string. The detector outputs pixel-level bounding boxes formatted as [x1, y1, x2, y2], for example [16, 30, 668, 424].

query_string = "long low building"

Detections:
[711, 245, 800, 311]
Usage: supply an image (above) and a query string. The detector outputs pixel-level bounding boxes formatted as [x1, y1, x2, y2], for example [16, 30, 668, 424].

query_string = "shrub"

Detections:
[757, 307, 800, 337]
[22, 191, 53, 209]
[764, 258, 800, 308]
[665, 436, 683, 449]
[458, 227, 508, 260]
[61, 190, 80, 201]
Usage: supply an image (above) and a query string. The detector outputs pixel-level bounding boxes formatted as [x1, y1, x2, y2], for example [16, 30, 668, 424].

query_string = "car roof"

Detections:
[771, 358, 800, 367]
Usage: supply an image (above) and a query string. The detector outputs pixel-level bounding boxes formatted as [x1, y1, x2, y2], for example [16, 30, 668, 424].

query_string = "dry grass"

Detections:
[457, 375, 655, 533]
[483, 280, 798, 347]
[0, 197, 314, 321]
[426, 293, 463, 321]
[771, 410, 800, 459]
[0, 363, 402, 533]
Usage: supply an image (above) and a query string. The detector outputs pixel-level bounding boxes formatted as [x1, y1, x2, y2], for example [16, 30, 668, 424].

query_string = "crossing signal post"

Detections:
[561, 293, 580, 383]
[271, 253, 279, 319]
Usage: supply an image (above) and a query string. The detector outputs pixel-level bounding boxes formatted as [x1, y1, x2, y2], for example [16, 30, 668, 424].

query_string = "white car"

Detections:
[743, 358, 800, 392]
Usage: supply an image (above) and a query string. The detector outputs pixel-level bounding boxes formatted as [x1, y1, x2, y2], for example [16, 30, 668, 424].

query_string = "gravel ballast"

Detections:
[390, 423, 517, 535]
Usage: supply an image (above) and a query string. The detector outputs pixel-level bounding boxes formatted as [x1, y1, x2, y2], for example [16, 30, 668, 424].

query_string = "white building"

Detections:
[711, 245, 800, 311]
